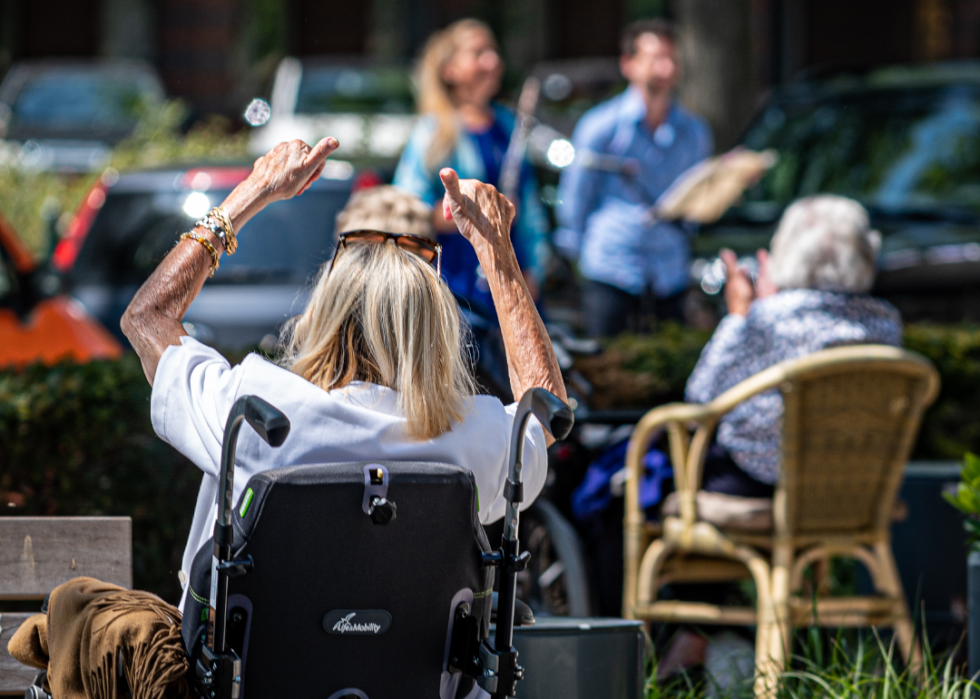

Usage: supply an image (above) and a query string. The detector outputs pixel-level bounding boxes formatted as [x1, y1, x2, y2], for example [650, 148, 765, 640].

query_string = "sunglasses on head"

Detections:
[328, 230, 442, 276]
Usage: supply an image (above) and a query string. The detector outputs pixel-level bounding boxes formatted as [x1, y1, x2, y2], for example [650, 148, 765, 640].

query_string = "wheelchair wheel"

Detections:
[517, 500, 592, 617]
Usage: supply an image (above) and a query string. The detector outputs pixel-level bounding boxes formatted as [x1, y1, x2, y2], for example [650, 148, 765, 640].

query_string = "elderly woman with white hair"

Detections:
[684, 195, 902, 497]
[121, 138, 565, 611]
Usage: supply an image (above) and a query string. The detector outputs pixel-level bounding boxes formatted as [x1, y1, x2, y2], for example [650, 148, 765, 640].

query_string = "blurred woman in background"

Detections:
[394, 19, 549, 318]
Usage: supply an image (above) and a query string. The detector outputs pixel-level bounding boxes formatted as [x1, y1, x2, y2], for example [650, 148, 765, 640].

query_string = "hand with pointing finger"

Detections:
[438, 168, 566, 428]
[249, 137, 340, 203]
[205, 137, 340, 246]
[439, 168, 516, 258]
[721, 248, 755, 317]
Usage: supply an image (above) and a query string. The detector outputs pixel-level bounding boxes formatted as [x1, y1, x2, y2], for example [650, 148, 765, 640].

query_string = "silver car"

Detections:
[249, 57, 416, 173]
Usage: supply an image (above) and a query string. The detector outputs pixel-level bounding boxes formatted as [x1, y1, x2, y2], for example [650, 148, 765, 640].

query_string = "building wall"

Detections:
[290, 0, 369, 55]
[951, 0, 980, 56]
[806, 0, 917, 69]
[6, 0, 980, 119]
[549, 0, 626, 58]
[20, 0, 100, 57]
[157, 0, 241, 115]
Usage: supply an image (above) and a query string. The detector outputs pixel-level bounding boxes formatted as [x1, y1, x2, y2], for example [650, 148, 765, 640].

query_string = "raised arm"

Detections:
[121, 138, 338, 384]
[439, 168, 567, 443]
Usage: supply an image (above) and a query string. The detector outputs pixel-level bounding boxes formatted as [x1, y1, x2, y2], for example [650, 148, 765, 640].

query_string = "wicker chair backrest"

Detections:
[777, 347, 939, 536]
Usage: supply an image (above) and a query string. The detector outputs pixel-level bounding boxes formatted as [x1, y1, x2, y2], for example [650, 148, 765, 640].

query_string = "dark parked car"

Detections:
[54, 165, 353, 348]
[691, 62, 980, 322]
[0, 59, 165, 172]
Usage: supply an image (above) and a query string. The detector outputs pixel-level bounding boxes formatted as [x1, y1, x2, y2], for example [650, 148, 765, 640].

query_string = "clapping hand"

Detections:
[721, 248, 777, 316]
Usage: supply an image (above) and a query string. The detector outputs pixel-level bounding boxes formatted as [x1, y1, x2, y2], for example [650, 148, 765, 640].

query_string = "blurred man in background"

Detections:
[556, 19, 713, 337]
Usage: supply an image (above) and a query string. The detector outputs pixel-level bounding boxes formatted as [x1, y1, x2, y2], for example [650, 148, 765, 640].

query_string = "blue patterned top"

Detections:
[685, 289, 903, 483]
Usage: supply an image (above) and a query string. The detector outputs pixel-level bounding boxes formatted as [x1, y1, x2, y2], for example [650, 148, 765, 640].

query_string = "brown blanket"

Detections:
[8, 577, 194, 699]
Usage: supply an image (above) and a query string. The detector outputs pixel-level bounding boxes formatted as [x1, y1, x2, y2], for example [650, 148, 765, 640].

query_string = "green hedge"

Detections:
[577, 322, 980, 461]
[902, 324, 980, 459]
[3, 323, 979, 601]
[0, 354, 200, 603]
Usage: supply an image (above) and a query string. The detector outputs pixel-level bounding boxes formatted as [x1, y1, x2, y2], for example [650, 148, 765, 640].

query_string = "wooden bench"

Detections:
[0, 517, 131, 695]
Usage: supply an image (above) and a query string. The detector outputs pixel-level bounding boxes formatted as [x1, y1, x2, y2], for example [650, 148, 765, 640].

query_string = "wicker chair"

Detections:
[622, 345, 940, 695]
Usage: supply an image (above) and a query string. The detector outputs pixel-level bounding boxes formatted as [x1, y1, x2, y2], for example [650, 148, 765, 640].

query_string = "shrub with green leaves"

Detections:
[0, 354, 200, 603]
[577, 322, 980, 461]
[903, 324, 980, 460]
[944, 452, 980, 553]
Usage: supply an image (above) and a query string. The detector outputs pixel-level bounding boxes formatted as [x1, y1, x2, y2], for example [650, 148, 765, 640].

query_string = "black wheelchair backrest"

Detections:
[184, 461, 492, 699]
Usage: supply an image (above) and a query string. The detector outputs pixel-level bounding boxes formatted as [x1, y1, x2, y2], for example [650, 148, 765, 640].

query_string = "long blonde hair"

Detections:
[416, 18, 494, 170]
[279, 242, 476, 440]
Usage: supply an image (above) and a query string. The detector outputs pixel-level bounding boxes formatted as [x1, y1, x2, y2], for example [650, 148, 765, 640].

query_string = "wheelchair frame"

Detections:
[193, 389, 572, 699]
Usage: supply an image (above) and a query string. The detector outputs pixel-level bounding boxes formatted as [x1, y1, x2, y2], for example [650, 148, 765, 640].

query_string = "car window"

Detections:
[71, 187, 348, 286]
[295, 66, 414, 115]
[742, 85, 980, 215]
[11, 73, 152, 130]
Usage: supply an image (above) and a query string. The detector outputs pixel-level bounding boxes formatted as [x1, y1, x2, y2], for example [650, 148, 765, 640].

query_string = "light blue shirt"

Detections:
[556, 88, 713, 296]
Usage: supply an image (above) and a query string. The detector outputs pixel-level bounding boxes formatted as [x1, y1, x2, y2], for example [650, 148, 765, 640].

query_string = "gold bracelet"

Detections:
[180, 231, 220, 277]
[210, 206, 237, 255]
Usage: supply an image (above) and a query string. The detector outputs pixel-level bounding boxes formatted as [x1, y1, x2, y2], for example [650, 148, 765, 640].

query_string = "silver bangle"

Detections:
[195, 215, 228, 251]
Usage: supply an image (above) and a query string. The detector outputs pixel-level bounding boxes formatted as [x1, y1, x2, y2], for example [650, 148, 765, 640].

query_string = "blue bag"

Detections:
[571, 438, 673, 522]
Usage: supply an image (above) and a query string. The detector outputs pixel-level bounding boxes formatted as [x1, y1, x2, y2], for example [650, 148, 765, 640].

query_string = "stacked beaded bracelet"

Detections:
[180, 231, 220, 277]
[211, 206, 236, 247]
[195, 206, 237, 255]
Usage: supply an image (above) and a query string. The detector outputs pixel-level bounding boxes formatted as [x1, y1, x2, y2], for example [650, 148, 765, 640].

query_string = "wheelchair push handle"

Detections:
[513, 388, 575, 450]
[218, 396, 290, 528]
[501, 387, 574, 545]
[507, 388, 573, 479]
[204, 395, 289, 695]
[245, 395, 290, 446]
[491, 388, 573, 698]
[531, 389, 575, 441]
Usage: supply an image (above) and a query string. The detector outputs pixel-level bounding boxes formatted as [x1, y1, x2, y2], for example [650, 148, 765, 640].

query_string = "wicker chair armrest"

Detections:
[705, 345, 940, 416]
[625, 402, 720, 528]
[625, 403, 715, 474]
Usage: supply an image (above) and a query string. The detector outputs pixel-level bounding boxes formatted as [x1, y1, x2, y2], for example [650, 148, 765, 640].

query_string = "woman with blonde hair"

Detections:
[121, 138, 565, 611]
[394, 18, 549, 316]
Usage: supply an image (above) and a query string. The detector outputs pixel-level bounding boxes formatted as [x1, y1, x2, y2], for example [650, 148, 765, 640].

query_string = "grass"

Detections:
[646, 627, 976, 699]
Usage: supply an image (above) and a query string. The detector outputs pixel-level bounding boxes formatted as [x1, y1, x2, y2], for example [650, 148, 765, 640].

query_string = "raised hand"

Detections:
[249, 137, 339, 203]
[439, 168, 515, 257]
[754, 248, 778, 299]
[438, 169, 565, 430]
[721, 248, 755, 317]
